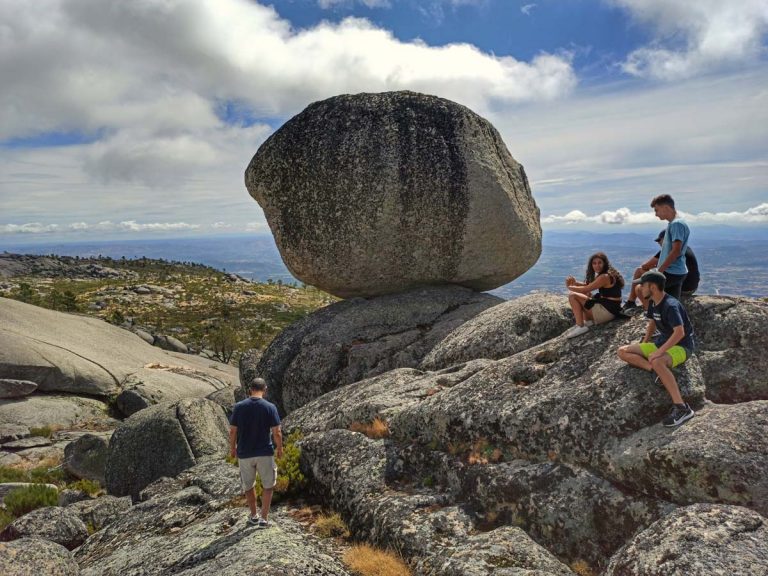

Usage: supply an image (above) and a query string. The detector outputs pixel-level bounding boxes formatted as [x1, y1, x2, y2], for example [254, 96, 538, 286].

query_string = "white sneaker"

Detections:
[563, 325, 579, 336]
[566, 325, 590, 339]
[585, 320, 594, 327]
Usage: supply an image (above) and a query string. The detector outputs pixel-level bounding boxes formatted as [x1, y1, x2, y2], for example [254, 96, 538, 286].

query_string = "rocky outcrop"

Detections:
[0, 297, 236, 403]
[76, 460, 353, 576]
[0, 506, 89, 550]
[0, 537, 80, 576]
[605, 504, 768, 575]
[685, 296, 768, 403]
[105, 398, 229, 499]
[420, 293, 573, 370]
[0, 379, 37, 399]
[284, 295, 768, 573]
[64, 433, 109, 485]
[67, 495, 132, 531]
[0, 394, 115, 430]
[245, 91, 541, 298]
[254, 286, 501, 414]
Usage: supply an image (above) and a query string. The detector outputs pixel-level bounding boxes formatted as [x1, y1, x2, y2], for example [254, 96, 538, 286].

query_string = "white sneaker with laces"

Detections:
[585, 320, 594, 327]
[566, 325, 590, 339]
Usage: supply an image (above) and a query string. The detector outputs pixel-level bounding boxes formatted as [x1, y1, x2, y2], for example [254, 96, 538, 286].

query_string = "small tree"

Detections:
[209, 323, 241, 364]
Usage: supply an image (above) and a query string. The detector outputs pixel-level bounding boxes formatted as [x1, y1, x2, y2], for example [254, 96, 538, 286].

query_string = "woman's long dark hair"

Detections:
[585, 252, 625, 288]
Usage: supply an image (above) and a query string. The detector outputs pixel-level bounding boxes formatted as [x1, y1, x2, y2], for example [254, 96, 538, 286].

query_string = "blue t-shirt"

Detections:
[646, 295, 695, 352]
[659, 219, 690, 275]
[229, 397, 281, 458]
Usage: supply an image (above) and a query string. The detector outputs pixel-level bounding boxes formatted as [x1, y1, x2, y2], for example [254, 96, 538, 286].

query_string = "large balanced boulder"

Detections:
[245, 91, 541, 298]
[105, 398, 229, 499]
[253, 286, 501, 414]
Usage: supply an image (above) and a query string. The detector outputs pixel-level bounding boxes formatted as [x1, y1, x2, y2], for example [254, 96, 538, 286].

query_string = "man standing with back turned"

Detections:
[650, 194, 690, 299]
[229, 377, 282, 528]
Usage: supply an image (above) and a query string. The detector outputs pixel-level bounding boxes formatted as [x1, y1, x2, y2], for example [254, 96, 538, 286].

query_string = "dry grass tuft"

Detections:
[570, 560, 597, 576]
[349, 417, 390, 439]
[314, 512, 350, 539]
[343, 544, 411, 576]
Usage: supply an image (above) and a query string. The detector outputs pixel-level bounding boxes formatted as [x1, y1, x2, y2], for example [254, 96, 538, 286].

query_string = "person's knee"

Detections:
[650, 356, 669, 371]
[633, 267, 644, 278]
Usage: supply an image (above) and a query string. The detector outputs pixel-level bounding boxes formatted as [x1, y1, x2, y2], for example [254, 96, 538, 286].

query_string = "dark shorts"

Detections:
[664, 272, 687, 299]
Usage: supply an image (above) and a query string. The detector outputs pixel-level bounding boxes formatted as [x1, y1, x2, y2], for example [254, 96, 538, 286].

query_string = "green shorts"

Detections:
[639, 343, 688, 368]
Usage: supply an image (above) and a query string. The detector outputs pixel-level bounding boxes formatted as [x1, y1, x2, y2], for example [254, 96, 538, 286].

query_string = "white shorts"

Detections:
[238, 455, 277, 492]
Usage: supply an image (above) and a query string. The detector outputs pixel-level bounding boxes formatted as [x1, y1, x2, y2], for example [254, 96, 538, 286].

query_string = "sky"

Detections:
[1, 0, 767, 243]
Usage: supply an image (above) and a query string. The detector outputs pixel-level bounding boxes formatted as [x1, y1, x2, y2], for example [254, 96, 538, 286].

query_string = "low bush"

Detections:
[0, 509, 14, 531]
[349, 417, 390, 439]
[29, 425, 54, 438]
[343, 544, 411, 576]
[67, 478, 101, 496]
[314, 513, 350, 539]
[4, 484, 58, 517]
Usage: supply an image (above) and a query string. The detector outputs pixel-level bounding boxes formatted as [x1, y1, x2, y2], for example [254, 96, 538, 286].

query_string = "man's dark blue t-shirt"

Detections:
[229, 397, 281, 458]
[645, 294, 695, 352]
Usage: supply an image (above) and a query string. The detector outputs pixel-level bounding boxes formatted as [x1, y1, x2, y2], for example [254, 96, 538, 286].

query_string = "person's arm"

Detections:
[657, 240, 682, 273]
[568, 274, 611, 295]
[228, 426, 237, 459]
[642, 319, 656, 343]
[272, 426, 283, 459]
[648, 325, 685, 362]
[640, 255, 659, 271]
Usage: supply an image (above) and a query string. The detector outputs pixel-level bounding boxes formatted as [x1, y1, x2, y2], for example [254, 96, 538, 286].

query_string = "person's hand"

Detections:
[276, 447, 284, 459]
[648, 350, 665, 364]
[565, 276, 575, 287]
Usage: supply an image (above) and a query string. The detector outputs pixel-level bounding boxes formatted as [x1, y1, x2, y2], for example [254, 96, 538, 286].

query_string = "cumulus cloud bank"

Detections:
[542, 203, 768, 225]
[0, 221, 201, 235]
[610, 0, 768, 80]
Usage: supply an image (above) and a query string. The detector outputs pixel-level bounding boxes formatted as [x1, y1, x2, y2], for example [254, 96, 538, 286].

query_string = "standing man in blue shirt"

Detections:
[618, 271, 696, 427]
[229, 377, 283, 528]
[651, 194, 690, 299]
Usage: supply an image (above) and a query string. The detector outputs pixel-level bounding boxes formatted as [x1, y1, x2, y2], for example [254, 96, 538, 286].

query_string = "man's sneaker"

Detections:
[621, 301, 639, 313]
[256, 519, 270, 529]
[566, 325, 589, 339]
[247, 515, 261, 526]
[662, 404, 694, 427]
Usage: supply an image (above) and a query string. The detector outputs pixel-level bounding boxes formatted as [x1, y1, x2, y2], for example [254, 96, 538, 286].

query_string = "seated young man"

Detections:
[617, 270, 696, 427]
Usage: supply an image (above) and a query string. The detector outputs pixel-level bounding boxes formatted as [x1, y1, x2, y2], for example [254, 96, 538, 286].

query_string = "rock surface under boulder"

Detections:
[245, 91, 541, 298]
[284, 295, 768, 574]
[105, 398, 229, 499]
[254, 285, 502, 414]
[0, 379, 37, 399]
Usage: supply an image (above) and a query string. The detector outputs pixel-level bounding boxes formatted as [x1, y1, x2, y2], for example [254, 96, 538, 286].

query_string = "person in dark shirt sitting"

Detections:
[229, 377, 283, 528]
[564, 252, 625, 339]
[623, 229, 700, 311]
[617, 271, 696, 427]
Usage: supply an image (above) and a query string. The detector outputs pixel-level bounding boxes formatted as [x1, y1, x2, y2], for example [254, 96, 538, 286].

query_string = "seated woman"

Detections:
[564, 252, 625, 338]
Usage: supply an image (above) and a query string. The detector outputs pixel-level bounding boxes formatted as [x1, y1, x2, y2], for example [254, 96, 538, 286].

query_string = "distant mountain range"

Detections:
[3, 228, 767, 298]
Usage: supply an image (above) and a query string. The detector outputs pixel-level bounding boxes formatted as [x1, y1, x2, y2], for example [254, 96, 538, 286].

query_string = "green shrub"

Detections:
[0, 465, 27, 483]
[0, 509, 14, 531]
[29, 425, 54, 438]
[231, 431, 306, 501]
[4, 484, 58, 517]
[67, 478, 101, 496]
[28, 465, 66, 486]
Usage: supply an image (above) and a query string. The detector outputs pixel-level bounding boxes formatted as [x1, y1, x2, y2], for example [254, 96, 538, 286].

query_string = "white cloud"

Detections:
[542, 203, 768, 226]
[318, 0, 391, 8]
[245, 222, 269, 233]
[0, 221, 201, 235]
[609, 0, 768, 80]
[521, 4, 537, 16]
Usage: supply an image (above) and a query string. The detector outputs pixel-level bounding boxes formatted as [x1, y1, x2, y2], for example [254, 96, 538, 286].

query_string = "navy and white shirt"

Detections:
[229, 397, 281, 458]
[646, 295, 695, 352]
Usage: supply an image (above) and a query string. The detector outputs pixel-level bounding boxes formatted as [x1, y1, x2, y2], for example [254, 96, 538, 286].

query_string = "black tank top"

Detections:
[598, 276, 622, 298]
